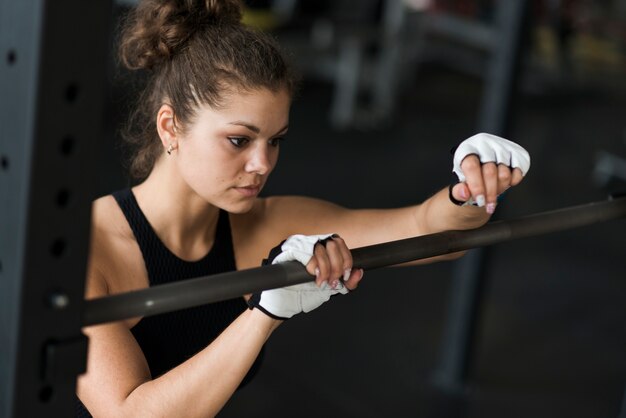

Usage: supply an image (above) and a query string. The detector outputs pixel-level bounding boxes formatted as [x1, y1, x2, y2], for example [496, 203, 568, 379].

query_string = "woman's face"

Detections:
[175, 87, 290, 213]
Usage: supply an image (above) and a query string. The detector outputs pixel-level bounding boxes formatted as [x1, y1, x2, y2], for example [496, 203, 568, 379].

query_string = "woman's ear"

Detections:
[156, 104, 178, 152]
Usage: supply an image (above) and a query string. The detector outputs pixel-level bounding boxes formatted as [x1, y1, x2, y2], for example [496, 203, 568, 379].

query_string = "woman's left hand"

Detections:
[449, 133, 530, 214]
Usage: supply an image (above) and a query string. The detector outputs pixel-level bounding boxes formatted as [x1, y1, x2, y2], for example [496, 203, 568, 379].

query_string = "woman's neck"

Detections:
[132, 162, 221, 261]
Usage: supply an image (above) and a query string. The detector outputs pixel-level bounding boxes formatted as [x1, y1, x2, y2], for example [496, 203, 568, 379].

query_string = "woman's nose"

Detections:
[245, 145, 272, 175]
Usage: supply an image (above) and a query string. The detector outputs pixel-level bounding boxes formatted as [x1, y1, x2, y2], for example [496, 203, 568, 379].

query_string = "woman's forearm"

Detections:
[415, 187, 491, 236]
[119, 309, 279, 418]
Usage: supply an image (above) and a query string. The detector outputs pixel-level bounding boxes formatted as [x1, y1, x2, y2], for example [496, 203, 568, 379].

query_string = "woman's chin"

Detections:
[222, 199, 256, 215]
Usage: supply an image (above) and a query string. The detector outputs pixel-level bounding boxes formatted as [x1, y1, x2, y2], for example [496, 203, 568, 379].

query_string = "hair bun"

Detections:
[120, 0, 243, 71]
[196, 0, 243, 25]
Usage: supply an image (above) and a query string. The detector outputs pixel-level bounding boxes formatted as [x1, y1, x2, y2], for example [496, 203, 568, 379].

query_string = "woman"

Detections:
[76, 0, 530, 416]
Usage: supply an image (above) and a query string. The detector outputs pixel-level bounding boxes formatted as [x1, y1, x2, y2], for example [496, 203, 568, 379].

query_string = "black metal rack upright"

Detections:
[0, 1, 110, 416]
[429, 1, 531, 416]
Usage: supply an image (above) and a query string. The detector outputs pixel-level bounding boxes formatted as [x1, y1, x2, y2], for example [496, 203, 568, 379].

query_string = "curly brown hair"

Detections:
[118, 0, 297, 180]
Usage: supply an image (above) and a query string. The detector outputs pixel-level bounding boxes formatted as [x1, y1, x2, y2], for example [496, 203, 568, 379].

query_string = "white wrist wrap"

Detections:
[452, 133, 531, 182]
[256, 281, 348, 319]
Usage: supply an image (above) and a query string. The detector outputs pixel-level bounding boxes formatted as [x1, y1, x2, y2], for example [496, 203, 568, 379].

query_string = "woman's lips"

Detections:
[234, 185, 260, 197]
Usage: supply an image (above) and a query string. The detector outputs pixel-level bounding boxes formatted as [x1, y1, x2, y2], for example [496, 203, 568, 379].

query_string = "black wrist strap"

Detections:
[247, 293, 289, 320]
[448, 182, 466, 206]
[448, 171, 467, 206]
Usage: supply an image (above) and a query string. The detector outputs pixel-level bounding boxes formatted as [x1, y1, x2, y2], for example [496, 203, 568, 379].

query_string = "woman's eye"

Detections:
[269, 136, 286, 147]
[228, 137, 249, 148]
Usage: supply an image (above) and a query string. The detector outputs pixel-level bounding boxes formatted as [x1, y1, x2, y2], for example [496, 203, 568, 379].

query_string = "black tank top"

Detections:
[76, 189, 262, 417]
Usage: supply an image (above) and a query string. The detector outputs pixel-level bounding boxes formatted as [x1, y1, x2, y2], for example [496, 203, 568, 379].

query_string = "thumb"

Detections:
[451, 182, 470, 204]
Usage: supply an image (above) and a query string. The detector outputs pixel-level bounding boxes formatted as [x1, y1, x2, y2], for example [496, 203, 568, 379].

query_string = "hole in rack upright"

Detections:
[56, 189, 71, 208]
[6, 49, 17, 65]
[59, 136, 75, 156]
[65, 83, 79, 103]
[50, 239, 67, 258]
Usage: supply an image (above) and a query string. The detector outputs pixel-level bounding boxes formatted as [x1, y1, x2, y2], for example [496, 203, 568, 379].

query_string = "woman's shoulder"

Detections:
[87, 194, 146, 297]
[91, 194, 134, 243]
[232, 195, 347, 238]
[262, 195, 345, 217]
[235, 195, 327, 223]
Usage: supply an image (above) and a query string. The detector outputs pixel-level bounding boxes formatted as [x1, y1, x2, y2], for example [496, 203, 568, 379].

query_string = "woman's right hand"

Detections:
[247, 234, 364, 320]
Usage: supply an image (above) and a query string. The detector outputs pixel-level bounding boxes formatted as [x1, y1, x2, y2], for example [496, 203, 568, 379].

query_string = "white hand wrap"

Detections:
[253, 281, 348, 320]
[271, 234, 335, 266]
[452, 133, 531, 182]
[249, 234, 349, 320]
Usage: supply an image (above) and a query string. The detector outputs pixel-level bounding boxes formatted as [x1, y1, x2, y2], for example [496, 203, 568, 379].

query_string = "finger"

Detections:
[324, 240, 346, 289]
[510, 167, 524, 186]
[344, 268, 364, 291]
[461, 155, 486, 207]
[305, 257, 318, 279]
[331, 236, 354, 282]
[497, 163, 512, 194]
[308, 244, 330, 286]
[482, 162, 498, 214]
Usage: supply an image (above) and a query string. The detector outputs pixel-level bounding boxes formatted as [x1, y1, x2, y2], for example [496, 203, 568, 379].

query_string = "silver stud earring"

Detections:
[166, 144, 174, 155]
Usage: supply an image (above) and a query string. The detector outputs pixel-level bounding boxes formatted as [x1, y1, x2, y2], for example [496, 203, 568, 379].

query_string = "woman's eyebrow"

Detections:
[228, 121, 289, 136]
[228, 121, 260, 133]
[273, 125, 289, 136]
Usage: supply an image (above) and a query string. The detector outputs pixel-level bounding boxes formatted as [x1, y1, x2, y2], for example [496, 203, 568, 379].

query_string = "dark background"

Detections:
[100, 2, 626, 417]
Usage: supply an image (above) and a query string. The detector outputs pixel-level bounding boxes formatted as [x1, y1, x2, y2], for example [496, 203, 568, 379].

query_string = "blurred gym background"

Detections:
[98, 1, 626, 417]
